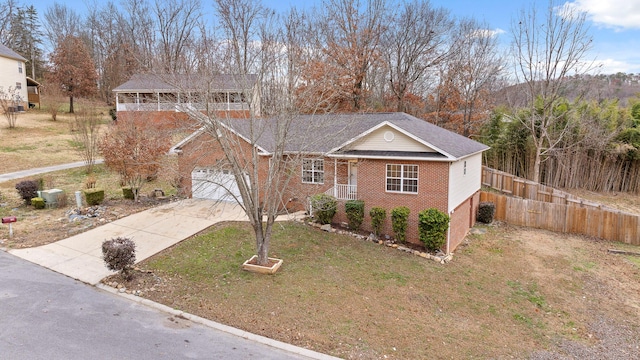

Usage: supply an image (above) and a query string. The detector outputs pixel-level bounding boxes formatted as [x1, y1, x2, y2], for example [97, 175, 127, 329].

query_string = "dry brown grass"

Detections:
[0, 107, 111, 174]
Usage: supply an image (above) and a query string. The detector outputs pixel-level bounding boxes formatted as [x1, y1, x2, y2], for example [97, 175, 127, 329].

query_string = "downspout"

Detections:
[446, 162, 451, 254]
[446, 210, 452, 254]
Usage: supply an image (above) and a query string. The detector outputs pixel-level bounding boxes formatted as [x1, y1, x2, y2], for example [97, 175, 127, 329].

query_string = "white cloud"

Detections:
[592, 58, 640, 74]
[563, 0, 640, 29]
[470, 28, 506, 38]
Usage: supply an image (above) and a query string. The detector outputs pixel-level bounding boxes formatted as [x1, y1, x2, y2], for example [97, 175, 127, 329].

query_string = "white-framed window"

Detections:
[18, 61, 22, 73]
[386, 164, 418, 193]
[302, 158, 324, 184]
[464, 160, 467, 176]
[15, 82, 21, 90]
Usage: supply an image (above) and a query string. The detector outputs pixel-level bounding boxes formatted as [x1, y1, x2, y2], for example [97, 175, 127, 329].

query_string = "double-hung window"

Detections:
[386, 164, 418, 193]
[302, 159, 324, 184]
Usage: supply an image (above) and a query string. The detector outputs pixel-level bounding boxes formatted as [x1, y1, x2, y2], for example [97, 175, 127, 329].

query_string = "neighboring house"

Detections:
[0, 43, 28, 110]
[112, 73, 260, 129]
[171, 112, 489, 253]
[26, 76, 41, 108]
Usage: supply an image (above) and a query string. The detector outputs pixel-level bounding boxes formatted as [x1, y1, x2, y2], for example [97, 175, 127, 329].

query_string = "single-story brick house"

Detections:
[112, 73, 259, 129]
[171, 112, 488, 253]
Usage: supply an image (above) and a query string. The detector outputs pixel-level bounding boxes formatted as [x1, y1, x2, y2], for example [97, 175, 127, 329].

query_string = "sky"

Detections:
[31, 0, 640, 74]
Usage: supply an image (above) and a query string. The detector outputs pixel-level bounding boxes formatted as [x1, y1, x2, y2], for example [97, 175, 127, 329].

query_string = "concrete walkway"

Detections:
[0, 160, 104, 183]
[9, 199, 247, 284]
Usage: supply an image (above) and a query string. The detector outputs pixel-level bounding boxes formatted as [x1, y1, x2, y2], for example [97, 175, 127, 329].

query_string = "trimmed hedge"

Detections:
[418, 208, 450, 252]
[477, 202, 496, 223]
[310, 193, 337, 225]
[345, 200, 364, 231]
[391, 206, 410, 243]
[369, 207, 387, 236]
[31, 197, 45, 209]
[84, 188, 105, 206]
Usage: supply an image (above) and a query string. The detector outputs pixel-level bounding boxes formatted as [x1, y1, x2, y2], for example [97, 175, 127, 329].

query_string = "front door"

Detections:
[348, 162, 358, 195]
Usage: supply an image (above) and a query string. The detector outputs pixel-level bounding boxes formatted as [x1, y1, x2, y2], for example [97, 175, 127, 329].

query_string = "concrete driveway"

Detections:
[9, 199, 247, 284]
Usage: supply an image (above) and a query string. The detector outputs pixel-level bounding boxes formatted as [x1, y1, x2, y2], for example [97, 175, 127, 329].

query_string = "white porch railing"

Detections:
[115, 102, 250, 112]
[326, 184, 357, 200]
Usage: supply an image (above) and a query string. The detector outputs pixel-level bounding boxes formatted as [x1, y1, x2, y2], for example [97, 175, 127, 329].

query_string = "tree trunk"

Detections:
[254, 222, 271, 266]
[532, 147, 541, 183]
[69, 95, 74, 113]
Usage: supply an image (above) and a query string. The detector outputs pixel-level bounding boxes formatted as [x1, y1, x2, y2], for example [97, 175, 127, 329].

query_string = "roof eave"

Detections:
[327, 153, 454, 162]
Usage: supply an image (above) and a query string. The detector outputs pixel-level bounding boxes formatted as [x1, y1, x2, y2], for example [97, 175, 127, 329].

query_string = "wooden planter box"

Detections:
[242, 255, 283, 274]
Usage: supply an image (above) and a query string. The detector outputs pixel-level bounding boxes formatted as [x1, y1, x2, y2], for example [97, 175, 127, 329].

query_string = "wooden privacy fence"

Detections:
[482, 167, 613, 210]
[480, 167, 640, 245]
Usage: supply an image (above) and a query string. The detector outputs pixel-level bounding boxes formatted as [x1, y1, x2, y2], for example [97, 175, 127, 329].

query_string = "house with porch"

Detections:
[0, 43, 28, 110]
[112, 73, 260, 129]
[171, 112, 488, 253]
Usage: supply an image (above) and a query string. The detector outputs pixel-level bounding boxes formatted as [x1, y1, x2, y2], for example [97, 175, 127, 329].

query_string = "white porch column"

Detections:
[334, 158, 337, 198]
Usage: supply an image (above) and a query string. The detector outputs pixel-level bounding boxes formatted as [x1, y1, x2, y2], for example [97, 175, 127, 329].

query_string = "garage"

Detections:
[191, 167, 244, 203]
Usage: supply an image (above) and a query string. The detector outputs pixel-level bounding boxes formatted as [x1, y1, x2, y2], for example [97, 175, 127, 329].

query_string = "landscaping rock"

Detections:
[320, 224, 332, 232]
[469, 227, 487, 235]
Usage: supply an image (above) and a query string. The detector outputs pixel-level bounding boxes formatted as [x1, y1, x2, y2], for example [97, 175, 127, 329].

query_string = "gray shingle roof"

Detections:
[0, 43, 26, 61]
[112, 73, 258, 92]
[222, 112, 488, 160]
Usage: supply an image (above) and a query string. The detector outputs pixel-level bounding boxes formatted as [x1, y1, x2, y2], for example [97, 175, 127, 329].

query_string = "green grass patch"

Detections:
[507, 280, 547, 309]
[573, 261, 597, 272]
[66, 139, 84, 149]
[625, 256, 640, 268]
[0, 145, 37, 152]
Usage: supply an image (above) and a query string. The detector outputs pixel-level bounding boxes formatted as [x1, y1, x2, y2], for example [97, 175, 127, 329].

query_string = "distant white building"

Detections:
[0, 43, 28, 110]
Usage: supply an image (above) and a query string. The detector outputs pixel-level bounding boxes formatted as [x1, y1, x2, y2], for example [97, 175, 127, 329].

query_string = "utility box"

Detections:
[40, 189, 64, 208]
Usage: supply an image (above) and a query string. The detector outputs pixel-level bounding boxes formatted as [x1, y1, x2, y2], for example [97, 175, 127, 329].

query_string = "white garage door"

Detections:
[191, 167, 243, 203]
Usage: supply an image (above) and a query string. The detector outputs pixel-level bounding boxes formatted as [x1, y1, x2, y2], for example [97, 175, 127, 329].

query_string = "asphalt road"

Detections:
[0, 251, 310, 360]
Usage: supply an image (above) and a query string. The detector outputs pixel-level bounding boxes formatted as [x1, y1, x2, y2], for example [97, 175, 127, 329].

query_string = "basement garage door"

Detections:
[191, 167, 243, 203]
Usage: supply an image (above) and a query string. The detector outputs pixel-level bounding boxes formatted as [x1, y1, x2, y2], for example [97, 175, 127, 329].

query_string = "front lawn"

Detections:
[127, 221, 640, 359]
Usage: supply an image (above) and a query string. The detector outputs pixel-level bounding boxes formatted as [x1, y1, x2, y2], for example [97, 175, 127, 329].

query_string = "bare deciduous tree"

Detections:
[40, 82, 64, 121]
[179, 1, 347, 267]
[42, 2, 81, 49]
[0, 0, 18, 45]
[72, 102, 102, 173]
[154, 0, 202, 73]
[214, 0, 268, 75]
[120, 0, 156, 71]
[0, 86, 21, 128]
[438, 18, 504, 137]
[309, 0, 387, 111]
[383, 0, 452, 113]
[511, 1, 594, 182]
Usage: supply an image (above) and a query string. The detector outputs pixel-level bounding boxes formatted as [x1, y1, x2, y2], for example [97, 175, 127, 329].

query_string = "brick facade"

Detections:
[177, 134, 478, 253]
